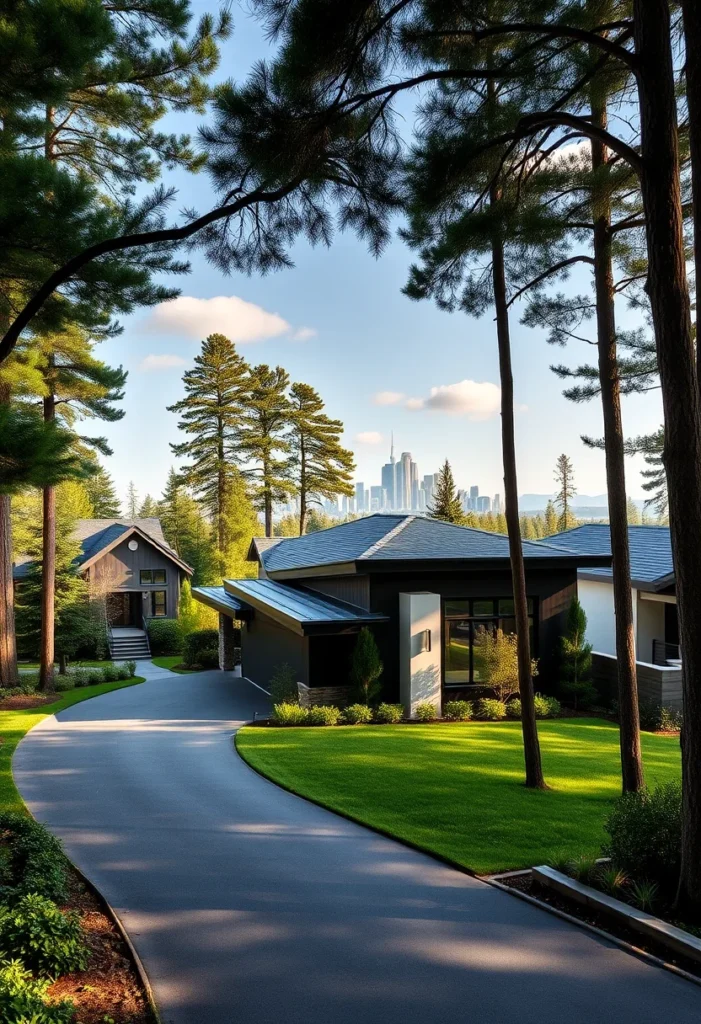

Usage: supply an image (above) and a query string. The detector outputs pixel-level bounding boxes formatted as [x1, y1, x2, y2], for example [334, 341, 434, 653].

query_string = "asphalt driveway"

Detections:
[13, 667, 701, 1024]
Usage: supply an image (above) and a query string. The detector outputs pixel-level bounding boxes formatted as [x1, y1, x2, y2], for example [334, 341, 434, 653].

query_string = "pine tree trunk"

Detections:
[0, 381, 18, 689]
[263, 455, 272, 538]
[39, 391, 56, 692]
[299, 437, 307, 535]
[590, 95, 644, 793]
[681, 0, 701, 385]
[491, 231, 546, 789]
[633, 0, 701, 916]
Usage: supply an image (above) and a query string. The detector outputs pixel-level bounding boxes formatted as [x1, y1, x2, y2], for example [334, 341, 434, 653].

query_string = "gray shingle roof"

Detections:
[13, 518, 190, 580]
[257, 513, 608, 575]
[222, 578, 389, 633]
[542, 524, 673, 587]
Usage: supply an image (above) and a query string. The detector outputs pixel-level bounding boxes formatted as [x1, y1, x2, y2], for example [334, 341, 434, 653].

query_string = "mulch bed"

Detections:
[497, 871, 701, 980]
[48, 869, 155, 1024]
[0, 693, 57, 710]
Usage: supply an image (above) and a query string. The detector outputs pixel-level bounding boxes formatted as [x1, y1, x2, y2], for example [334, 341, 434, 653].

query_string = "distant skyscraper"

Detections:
[476, 495, 491, 513]
[493, 494, 501, 514]
[355, 482, 365, 513]
[423, 474, 435, 507]
[410, 460, 419, 510]
[381, 433, 396, 509]
[365, 489, 370, 514]
[400, 452, 412, 509]
[370, 485, 383, 511]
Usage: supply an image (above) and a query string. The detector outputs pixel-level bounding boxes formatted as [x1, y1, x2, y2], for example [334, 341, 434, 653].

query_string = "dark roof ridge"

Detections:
[358, 515, 415, 559]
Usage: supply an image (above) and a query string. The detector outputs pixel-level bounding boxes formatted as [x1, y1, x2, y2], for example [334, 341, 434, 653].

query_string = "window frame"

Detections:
[151, 590, 167, 617]
[140, 568, 167, 585]
[442, 597, 537, 688]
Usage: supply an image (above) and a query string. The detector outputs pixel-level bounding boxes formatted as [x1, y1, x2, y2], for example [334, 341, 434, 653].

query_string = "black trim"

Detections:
[441, 596, 538, 687]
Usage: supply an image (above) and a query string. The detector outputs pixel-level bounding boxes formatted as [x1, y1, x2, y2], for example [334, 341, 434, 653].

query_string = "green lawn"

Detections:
[18, 660, 111, 671]
[1, 677, 145, 813]
[151, 656, 199, 674]
[236, 719, 681, 874]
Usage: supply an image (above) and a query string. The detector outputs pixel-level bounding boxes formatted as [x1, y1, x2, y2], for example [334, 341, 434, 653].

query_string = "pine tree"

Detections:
[239, 364, 295, 537]
[158, 469, 218, 587]
[350, 627, 383, 704]
[544, 500, 558, 537]
[139, 495, 159, 517]
[126, 482, 139, 520]
[219, 470, 260, 579]
[626, 498, 642, 526]
[554, 455, 577, 532]
[83, 463, 121, 517]
[168, 334, 250, 558]
[559, 597, 597, 710]
[428, 461, 465, 525]
[289, 382, 354, 534]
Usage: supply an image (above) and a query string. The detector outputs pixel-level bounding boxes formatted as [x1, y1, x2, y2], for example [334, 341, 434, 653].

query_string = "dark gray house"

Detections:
[193, 514, 609, 715]
[14, 518, 192, 659]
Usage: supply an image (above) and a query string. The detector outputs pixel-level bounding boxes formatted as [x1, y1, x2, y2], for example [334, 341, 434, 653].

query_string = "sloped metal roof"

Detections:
[192, 586, 246, 617]
[543, 524, 673, 588]
[256, 513, 609, 576]
[221, 578, 389, 635]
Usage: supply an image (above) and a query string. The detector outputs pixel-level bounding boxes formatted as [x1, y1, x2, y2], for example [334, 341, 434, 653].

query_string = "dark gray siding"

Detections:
[302, 575, 371, 610]
[367, 568, 577, 700]
[241, 611, 310, 688]
[88, 537, 182, 620]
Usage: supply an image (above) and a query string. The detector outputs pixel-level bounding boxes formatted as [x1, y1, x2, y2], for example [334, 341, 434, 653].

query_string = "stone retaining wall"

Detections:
[297, 682, 352, 708]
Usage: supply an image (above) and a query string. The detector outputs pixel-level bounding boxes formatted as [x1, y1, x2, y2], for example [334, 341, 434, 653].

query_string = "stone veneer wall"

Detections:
[297, 682, 352, 708]
[218, 613, 238, 671]
[592, 651, 682, 710]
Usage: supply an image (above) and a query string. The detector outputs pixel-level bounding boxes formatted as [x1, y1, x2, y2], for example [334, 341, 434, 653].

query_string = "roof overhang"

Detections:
[578, 569, 675, 592]
[80, 524, 193, 576]
[192, 586, 252, 620]
[223, 579, 389, 637]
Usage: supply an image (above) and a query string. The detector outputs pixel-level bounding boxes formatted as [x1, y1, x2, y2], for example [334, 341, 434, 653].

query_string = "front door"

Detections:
[106, 592, 130, 627]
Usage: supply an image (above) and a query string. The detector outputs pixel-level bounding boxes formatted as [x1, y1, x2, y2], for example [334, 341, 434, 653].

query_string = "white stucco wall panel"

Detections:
[399, 593, 442, 718]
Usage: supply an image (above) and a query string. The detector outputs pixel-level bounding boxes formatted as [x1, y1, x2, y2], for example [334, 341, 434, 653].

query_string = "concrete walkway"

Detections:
[13, 668, 700, 1024]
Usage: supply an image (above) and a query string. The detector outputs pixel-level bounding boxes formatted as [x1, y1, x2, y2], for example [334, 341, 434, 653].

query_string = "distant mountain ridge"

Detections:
[518, 493, 644, 513]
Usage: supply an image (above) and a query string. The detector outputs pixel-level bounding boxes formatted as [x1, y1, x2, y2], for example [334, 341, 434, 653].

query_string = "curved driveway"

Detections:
[14, 667, 700, 1024]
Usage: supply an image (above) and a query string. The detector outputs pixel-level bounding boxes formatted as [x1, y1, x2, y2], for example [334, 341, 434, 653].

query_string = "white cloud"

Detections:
[139, 354, 187, 371]
[144, 295, 296, 344]
[373, 390, 405, 406]
[291, 326, 317, 341]
[355, 431, 384, 445]
[407, 379, 501, 419]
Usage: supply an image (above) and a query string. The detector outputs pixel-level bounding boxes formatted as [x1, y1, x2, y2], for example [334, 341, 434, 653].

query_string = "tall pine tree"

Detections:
[289, 382, 354, 534]
[239, 365, 295, 537]
[84, 462, 121, 517]
[554, 455, 577, 532]
[428, 461, 465, 525]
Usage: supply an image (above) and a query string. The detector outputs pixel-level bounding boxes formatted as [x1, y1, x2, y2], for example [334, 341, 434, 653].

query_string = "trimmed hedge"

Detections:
[474, 698, 507, 721]
[374, 703, 404, 724]
[414, 702, 437, 722]
[342, 704, 373, 724]
[147, 618, 184, 656]
[183, 629, 219, 668]
[443, 700, 473, 721]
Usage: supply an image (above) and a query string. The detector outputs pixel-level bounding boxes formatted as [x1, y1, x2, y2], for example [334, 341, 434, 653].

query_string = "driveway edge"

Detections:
[235, 731, 699, 992]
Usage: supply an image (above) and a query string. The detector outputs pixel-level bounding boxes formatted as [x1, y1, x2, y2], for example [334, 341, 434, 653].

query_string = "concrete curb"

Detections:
[70, 860, 162, 1024]
[484, 876, 701, 990]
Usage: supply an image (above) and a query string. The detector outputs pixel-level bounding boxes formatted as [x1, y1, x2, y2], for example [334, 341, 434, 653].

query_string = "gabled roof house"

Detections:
[194, 514, 609, 715]
[14, 518, 192, 659]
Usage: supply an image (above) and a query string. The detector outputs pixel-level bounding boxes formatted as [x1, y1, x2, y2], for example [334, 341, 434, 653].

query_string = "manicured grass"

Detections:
[1, 677, 145, 814]
[236, 718, 681, 874]
[151, 655, 199, 674]
[18, 659, 111, 671]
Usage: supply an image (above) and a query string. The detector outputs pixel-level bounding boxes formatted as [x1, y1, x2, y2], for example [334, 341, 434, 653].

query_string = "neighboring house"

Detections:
[545, 524, 681, 709]
[194, 514, 608, 716]
[13, 518, 193, 659]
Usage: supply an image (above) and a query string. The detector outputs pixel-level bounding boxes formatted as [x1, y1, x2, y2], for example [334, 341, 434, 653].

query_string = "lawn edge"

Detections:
[234, 728, 477, 878]
[236, 729, 699, 990]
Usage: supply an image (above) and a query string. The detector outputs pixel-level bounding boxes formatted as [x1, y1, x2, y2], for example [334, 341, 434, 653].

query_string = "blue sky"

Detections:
[94, 2, 662, 510]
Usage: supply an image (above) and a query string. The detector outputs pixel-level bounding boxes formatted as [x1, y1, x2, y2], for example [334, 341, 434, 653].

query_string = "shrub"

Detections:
[116, 665, 131, 681]
[558, 596, 597, 709]
[0, 814, 68, 903]
[569, 854, 600, 886]
[443, 700, 472, 721]
[472, 627, 538, 703]
[374, 703, 403, 724]
[638, 699, 683, 732]
[308, 705, 342, 726]
[506, 698, 521, 719]
[474, 698, 507, 721]
[0, 959, 75, 1024]
[414, 702, 436, 722]
[659, 706, 683, 731]
[0, 893, 88, 977]
[71, 668, 90, 688]
[272, 703, 310, 726]
[100, 664, 119, 683]
[342, 703, 373, 725]
[269, 663, 299, 705]
[534, 694, 561, 718]
[350, 627, 383, 703]
[183, 629, 220, 668]
[603, 782, 681, 896]
[124, 659, 137, 678]
[86, 670, 102, 686]
[54, 677, 75, 692]
[197, 647, 220, 670]
[147, 618, 184, 656]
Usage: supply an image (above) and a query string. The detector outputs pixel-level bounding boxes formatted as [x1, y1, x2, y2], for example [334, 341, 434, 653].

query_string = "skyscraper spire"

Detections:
[390, 431, 395, 464]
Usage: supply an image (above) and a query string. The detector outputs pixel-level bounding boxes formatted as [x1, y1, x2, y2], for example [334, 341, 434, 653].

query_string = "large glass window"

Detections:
[443, 598, 536, 687]
[151, 590, 166, 617]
